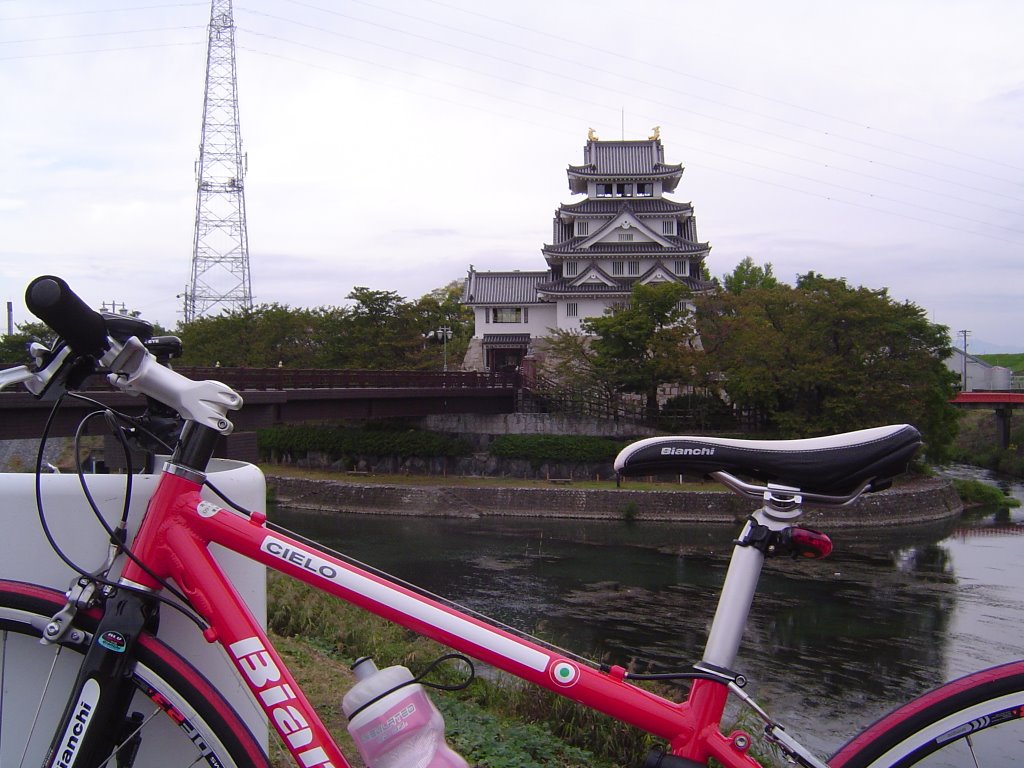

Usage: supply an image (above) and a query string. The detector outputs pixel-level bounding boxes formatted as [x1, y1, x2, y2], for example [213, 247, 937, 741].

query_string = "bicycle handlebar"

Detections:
[25, 275, 110, 360]
[17, 275, 243, 435]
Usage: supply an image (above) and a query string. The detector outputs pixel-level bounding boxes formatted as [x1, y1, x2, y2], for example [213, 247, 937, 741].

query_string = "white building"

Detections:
[946, 348, 1013, 391]
[462, 132, 714, 372]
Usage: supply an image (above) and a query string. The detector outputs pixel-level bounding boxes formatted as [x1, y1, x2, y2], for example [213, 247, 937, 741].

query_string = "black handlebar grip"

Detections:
[25, 275, 110, 359]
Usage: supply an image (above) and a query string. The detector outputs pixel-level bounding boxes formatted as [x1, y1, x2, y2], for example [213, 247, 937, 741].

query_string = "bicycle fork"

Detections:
[41, 588, 159, 768]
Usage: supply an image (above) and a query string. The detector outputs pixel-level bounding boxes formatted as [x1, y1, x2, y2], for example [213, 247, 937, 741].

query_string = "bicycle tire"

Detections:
[0, 579, 269, 768]
[829, 659, 1024, 767]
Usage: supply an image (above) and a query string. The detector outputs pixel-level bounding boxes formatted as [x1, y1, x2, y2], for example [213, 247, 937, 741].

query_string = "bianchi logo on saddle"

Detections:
[660, 446, 715, 456]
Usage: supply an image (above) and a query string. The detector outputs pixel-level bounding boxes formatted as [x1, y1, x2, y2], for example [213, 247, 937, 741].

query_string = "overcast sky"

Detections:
[2, 1, 1022, 352]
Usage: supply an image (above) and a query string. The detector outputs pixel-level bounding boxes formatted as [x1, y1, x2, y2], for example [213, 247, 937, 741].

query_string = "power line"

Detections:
[412, 0, 1024, 176]
[0, 25, 205, 45]
[0, 3, 205, 21]
[0, 40, 201, 60]
[233, 37, 1023, 247]
[229, 23, 1024, 240]
[243, 4, 1024, 205]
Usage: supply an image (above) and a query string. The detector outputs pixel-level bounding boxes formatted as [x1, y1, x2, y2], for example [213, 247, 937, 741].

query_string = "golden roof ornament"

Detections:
[649, 125, 660, 140]
[588, 127, 599, 141]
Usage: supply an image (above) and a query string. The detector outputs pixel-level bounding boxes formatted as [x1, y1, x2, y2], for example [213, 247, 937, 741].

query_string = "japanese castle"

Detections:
[462, 130, 714, 372]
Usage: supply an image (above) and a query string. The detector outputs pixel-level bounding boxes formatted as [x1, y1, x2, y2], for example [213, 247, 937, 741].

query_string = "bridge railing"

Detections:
[170, 367, 521, 391]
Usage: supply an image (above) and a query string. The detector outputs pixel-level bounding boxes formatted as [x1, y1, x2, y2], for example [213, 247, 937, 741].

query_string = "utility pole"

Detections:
[959, 329, 971, 391]
[186, 0, 252, 322]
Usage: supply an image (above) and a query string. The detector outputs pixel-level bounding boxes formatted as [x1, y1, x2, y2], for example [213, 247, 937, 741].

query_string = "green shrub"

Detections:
[952, 478, 1021, 508]
[258, 423, 472, 461]
[488, 435, 627, 467]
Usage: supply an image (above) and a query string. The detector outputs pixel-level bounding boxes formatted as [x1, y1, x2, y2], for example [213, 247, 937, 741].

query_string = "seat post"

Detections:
[700, 508, 791, 670]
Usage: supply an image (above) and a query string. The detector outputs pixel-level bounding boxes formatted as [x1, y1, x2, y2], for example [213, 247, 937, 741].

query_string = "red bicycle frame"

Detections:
[119, 467, 763, 768]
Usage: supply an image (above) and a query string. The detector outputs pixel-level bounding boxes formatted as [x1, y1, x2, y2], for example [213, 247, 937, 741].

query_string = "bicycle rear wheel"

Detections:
[829, 660, 1024, 767]
[0, 579, 269, 768]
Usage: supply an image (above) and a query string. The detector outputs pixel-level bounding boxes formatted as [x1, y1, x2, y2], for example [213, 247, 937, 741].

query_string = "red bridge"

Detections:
[950, 391, 1024, 449]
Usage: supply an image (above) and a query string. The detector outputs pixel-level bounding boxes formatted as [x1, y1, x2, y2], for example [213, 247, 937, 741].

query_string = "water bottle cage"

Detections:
[345, 653, 475, 721]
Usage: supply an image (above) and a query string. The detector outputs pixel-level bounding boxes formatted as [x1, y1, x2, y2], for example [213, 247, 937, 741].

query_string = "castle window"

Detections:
[674, 260, 687, 274]
[617, 233, 634, 242]
[564, 261, 579, 277]
[636, 183, 653, 197]
[612, 261, 624, 276]
[663, 220, 675, 235]
[566, 303, 579, 317]
[576, 221, 589, 236]
[596, 183, 613, 197]
[615, 183, 633, 197]
[492, 308, 522, 323]
[628, 261, 641, 276]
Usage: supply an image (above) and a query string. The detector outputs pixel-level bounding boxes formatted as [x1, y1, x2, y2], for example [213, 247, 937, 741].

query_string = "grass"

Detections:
[976, 353, 1024, 373]
[951, 478, 1021, 509]
[266, 571, 627, 767]
[266, 572, 786, 767]
[260, 463, 718, 493]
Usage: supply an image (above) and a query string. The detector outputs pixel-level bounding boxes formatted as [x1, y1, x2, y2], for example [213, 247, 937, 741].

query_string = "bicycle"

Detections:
[0, 274, 1021, 767]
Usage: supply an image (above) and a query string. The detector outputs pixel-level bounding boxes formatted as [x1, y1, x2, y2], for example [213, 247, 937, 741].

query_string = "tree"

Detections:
[722, 257, 778, 294]
[0, 322, 56, 364]
[543, 282, 699, 420]
[695, 273, 959, 459]
[170, 282, 475, 371]
[411, 280, 473, 371]
[175, 304, 320, 367]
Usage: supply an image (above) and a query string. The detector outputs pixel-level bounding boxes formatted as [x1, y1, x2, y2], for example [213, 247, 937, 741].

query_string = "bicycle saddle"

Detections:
[614, 424, 922, 496]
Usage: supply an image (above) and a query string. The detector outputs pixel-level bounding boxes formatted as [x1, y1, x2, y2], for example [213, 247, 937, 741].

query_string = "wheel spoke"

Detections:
[0, 583, 267, 767]
[965, 733, 981, 768]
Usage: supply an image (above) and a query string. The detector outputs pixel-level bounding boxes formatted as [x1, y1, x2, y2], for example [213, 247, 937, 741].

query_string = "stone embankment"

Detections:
[269, 475, 962, 528]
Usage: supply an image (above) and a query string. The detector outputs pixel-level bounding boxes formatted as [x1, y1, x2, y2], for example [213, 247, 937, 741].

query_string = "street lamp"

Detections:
[425, 326, 453, 372]
[439, 325, 452, 372]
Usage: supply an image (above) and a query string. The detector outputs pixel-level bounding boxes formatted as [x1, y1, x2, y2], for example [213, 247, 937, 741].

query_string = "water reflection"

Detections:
[272, 469, 1024, 755]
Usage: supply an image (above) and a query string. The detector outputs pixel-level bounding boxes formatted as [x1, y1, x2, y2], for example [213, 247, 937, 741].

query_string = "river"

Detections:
[274, 467, 1024, 758]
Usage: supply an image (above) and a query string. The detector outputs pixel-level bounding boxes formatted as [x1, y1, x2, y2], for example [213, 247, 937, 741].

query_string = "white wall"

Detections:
[554, 297, 613, 332]
[945, 349, 1013, 391]
[473, 304, 555, 338]
[0, 461, 268, 761]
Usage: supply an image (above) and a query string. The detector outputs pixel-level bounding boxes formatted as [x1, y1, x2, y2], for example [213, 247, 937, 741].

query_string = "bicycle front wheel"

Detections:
[829, 660, 1024, 767]
[0, 579, 269, 768]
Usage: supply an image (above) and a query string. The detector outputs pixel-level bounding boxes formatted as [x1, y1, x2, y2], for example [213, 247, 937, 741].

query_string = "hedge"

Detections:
[487, 434, 627, 465]
[258, 424, 473, 459]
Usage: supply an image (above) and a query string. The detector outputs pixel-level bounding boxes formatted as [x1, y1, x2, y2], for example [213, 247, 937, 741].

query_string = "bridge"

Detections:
[951, 391, 1024, 449]
[0, 367, 521, 462]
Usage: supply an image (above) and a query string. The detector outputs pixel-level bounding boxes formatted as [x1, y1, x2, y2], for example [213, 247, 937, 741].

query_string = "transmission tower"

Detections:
[186, 0, 252, 322]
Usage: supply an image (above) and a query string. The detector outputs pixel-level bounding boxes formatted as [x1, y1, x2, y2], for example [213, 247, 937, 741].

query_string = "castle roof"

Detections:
[567, 139, 683, 193]
[558, 197, 693, 216]
[542, 237, 710, 257]
[461, 270, 547, 305]
[536, 273, 712, 298]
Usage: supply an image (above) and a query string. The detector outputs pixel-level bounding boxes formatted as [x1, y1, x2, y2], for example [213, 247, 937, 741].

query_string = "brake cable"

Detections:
[35, 394, 208, 631]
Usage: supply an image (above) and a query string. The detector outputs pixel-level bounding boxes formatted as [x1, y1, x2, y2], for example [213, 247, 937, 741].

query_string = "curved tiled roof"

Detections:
[462, 270, 548, 305]
[559, 198, 693, 215]
[542, 238, 710, 255]
[569, 140, 681, 176]
[536, 274, 712, 297]
[536, 278, 632, 296]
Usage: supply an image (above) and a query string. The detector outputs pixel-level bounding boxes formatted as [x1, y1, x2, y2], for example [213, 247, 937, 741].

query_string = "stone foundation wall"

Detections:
[269, 476, 962, 528]
[418, 412, 660, 441]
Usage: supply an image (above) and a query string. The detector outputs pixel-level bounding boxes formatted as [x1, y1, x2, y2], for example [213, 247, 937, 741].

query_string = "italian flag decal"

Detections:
[550, 660, 580, 687]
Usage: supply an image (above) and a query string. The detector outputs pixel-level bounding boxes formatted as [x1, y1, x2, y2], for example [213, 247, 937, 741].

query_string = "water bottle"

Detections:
[342, 657, 469, 768]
